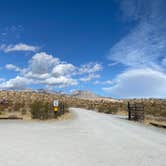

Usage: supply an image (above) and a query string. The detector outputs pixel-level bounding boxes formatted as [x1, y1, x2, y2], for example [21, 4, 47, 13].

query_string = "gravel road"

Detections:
[0, 108, 166, 166]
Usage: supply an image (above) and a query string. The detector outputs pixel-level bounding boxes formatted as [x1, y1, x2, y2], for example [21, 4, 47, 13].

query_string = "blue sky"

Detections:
[0, 0, 166, 98]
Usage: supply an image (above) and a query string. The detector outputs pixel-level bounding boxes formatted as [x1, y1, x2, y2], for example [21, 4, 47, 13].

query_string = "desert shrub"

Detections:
[85, 104, 94, 110]
[97, 103, 118, 114]
[160, 110, 166, 117]
[63, 102, 69, 113]
[13, 102, 25, 111]
[0, 100, 11, 112]
[29, 101, 40, 119]
[30, 101, 52, 120]
[30, 100, 68, 120]
[0, 106, 4, 112]
[21, 108, 27, 115]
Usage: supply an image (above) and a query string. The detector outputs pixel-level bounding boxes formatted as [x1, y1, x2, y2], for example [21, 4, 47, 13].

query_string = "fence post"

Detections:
[128, 102, 131, 120]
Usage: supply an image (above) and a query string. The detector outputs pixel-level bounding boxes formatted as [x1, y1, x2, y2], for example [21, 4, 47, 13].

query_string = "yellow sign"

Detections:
[54, 107, 58, 112]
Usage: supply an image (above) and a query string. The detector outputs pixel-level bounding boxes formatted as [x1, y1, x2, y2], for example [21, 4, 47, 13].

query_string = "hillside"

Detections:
[70, 90, 119, 102]
[0, 90, 166, 124]
[70, 90, 99, 99]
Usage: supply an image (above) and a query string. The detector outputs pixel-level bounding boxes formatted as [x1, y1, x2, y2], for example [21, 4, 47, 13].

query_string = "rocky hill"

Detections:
[70, 90, 99, 99]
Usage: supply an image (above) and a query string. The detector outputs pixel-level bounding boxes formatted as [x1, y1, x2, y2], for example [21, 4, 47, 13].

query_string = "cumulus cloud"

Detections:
[0, 76, 30, 90]
[24, 72, 51, 80]
[5, 64, 21, 72]
[1, 52, 102, 90]
[52, 64, 75, 77]
[23, 52, 77, 88]
[42, 76, 78, 88]
[103, 68, 166, 98]
[1, 43, 38, 52]
[28, 52, 59, 75]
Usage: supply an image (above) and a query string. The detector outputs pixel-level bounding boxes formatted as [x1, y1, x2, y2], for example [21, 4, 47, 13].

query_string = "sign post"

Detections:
[53, 100, 59, 112]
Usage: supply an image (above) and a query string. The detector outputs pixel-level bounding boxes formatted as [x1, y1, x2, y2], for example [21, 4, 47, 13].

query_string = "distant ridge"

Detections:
[3, 89, 120, 102]
[70, 90, 120, 102]
[70, 90, 99, 99]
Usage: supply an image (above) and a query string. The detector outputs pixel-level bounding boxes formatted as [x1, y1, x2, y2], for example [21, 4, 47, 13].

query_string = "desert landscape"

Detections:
[0, 90, 166, 127]
[1, 0, 166, 165]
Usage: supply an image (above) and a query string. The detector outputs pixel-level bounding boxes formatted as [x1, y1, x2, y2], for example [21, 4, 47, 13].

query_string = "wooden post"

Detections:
[128, 102, 131, 120]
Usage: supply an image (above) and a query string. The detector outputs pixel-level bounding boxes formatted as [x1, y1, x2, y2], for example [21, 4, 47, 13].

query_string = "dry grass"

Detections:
[0, 91, 69, 120]
[0, 91, 166, 122]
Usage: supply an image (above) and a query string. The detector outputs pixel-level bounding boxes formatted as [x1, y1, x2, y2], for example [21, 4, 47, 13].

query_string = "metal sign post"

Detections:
[53, 100, 59, 112]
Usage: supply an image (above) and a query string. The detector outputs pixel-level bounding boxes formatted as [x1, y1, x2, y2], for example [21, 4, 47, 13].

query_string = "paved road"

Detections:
[0, 108, 166, 166]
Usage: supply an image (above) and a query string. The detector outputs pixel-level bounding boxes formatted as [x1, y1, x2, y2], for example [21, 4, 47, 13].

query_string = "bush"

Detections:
[21, 108, 27, 115]
[97, 103, 118, 114]
[30, 100, 69, 120]
[30, 101, 52, 120]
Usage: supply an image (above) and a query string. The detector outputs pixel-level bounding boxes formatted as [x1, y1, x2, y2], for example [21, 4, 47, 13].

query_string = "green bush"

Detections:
[30, 100, 69, 120]
[30, 101, 52, 120]
[97, 103, 118, 114]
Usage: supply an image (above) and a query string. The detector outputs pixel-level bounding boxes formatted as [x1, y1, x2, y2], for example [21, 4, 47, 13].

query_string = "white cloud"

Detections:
[109, 0, 166, 69]
[52, 64, 75, 77]
[80, 74, 100, 82]
[108, 62, 119, 67]
[79, 62, 102, 74]
[42, 76, 78, 88]
[5, 64, 21, 72]
[104, 0, 166, 98]
[24, 72, 51, 80]
[103, 68, 166, 98]
[0, 76, 30, 90]
[108, 21, 166, 69]
[78, 62, 102, 83]
[28, 52, 59, 75]
[1, 51, 102, 90]
[23, 52, 77, 88]
[1, 46, 103, 89]
[1, 43, 38, 52]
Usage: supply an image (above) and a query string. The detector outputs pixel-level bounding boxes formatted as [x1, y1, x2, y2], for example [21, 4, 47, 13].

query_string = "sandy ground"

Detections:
[0, 108, 166, 166]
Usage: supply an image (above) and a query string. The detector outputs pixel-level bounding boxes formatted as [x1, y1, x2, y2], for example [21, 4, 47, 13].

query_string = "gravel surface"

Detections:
[0, 108, 166, 166]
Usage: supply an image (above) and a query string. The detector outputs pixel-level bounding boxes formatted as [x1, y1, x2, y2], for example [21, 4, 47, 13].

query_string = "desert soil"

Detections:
[0, 108, 166, 166]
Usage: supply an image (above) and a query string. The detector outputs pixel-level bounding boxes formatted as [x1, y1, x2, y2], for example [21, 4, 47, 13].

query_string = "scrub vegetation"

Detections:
[0, 91, 166, 123]
[0, 91, 69, 120]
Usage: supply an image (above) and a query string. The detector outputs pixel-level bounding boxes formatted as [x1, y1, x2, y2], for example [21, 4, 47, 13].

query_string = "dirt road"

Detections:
[0, 108, 166, 166]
